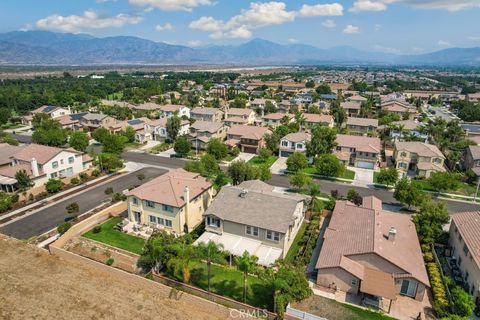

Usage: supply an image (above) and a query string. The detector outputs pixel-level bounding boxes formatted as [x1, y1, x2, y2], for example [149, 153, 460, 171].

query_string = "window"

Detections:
[162, 204, 174, 212]
[246, 225, 259, 237]
[60, 159, 64, 165]
[149, 215, 156, 223]
[51, 172, 58, 178]
[463, 244, 469, 256]
[400, 280, 417, 297]
[165, 219, 172, 228]
[132, 198, 138, 205]
[266, 230, 280, 242]
[206, 216, 221, 228]
[351, 279, 358, 286]
[433, 158, 442, 164]
[52, 161, 59, 169]
[400, 152, 407, 157]
[158, 217, 164, 225]
[296, 143, 303, 149]
[68, 156, 74, 164]
[145, 201, 155, 208]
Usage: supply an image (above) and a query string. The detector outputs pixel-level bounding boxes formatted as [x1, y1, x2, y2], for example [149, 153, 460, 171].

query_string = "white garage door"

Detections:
[357, 161, 374, 169]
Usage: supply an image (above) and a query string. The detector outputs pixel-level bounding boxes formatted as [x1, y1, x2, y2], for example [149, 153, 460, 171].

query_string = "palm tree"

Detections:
[235, 251, 259, 303]
[167, 240, 197, 283]
[261, 266, 288, 313]
[197, 241, 225, 292]
[308, 183, 321, 214]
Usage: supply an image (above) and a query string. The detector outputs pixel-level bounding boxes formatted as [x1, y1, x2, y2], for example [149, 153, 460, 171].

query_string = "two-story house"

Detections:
[127, 168, 214, 235]
[196, 180, 308, 266]
[250, 99, 277, 116]
[341, 101, 362, 117]
[158, 104, 191, 118]
[80, 113, 116, 132]
[346, 117, 379, 136]
[0, 143, 92, 191]
[393, 141, 445, 178]
[223, 108, 256, 126]
[187, 121, 227, 150]
[301, 113, 335, 130]
[263, 113, 294, 128]
[279, 132, 311, 157]
[462, 145, 480, 178]
[135, 117, 190, 143]
[225, 125, 272, 154]
[334, 134, 381, 169]
[22, 105, 72, 126]
[381, 101, 419, 120]
[449, 211, 480, 306]
[190, 107, 223, 123]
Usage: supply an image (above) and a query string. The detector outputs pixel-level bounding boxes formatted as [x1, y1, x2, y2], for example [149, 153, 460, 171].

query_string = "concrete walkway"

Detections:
[229, 152, 256, 163]
[154, 148, 177, 158]
[349, 166, 373, 187]
[139, 140, 160, 150]
[270, 157, 287, 174]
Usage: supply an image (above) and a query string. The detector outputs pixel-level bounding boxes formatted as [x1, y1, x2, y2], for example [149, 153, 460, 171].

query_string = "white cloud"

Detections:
[411, 47, 425, 53]
[298, 3, 343, 16]
[189, 1, 343, 40]
[373, 44, 401, 54]
[187, 40, 203, 47]
[468, 36, 480, 41]
[438, 40, 451, 46]
[155, 23, 173, 31]
[343, 25, 360, 34]
[287, 38, 298, 43]
[374, 24, 382, 31]
[350, 0, 387, 13]
[129, 0, 212, 12]
[322, 19, 336, 28]
[35, 10, 142, 33]
[395, 0, 480, 11]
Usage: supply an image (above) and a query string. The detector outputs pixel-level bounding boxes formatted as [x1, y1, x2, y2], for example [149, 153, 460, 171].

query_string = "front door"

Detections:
[133, 211, 141, 223]
[400, 279, 417, 297]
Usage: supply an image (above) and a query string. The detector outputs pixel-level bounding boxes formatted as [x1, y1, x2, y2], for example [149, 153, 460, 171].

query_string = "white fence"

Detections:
[286, 304, 328, 320]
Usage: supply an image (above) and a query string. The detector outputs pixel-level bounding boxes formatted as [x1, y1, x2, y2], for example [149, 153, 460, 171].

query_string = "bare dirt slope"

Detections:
[0, 236, 230, 320]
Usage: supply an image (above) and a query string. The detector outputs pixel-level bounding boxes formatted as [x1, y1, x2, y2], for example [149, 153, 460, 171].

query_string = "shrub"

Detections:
[92, 226, 102, 234]
[105, 257, 114, 266]
[91, 169, 100, 177]
[230, 146, 240, 157]
[66, 202, 80, 214]
[28, 193, 34, 202]
[79, 172, 89, 183]
[70, 177, 80, 185]
[0, 193, 17, 213]
[104, 187, 114, 195]
[57, 222, 72, 234]
[427, 262, 450, 316]
[45, 178, 64, 194]
[423, 251, 434, 263]
[111, 192, 126, 203]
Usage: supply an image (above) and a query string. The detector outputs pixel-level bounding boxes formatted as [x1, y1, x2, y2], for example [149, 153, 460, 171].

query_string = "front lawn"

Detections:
[1, 123, 24, 130]
[413, 178, 477, 196]
[124, 142, 143, 150]
[83, 217, 145, 255]
[249, 155, 278, 168]
[300, 166, 355, 180]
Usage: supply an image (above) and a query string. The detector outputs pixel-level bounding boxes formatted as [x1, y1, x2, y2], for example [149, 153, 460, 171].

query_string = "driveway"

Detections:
[154, 148, 177, 158]
[270, 157, 287, 174]
[232, 152, 256, 163]
[349, 166, 373, 187]
[140, 140, 160, 150]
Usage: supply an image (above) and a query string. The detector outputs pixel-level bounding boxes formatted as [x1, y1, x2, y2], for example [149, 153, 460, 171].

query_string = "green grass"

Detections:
[300, 166, 355, 180]
[149, 143, 172, 154]
[413, 178, 477, 196]
[248, 155, 278, 168]
[83, 217, 145, 255]
[284, 221, 308, 264]
[343, 303, 397, 320]
[187, 261, 271, 309]
[1, 123, 24, 130]
[106, 92, 124, 100]
[222, 154, 237, 162]
[124, 142, 143, 150]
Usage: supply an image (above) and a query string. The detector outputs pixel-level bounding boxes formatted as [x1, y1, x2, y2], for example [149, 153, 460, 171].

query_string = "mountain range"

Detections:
[0, 31, 479, 66]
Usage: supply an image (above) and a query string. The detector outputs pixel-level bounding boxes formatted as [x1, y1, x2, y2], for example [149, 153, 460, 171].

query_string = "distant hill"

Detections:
[0, 31, 479, 66]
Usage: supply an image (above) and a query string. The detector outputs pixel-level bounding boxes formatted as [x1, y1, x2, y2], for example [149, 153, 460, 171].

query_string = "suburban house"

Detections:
[22, 105, 71, 126]
[463, 145, 480, 177]
[346, 117, 379, 136]
[301, 113, 335, 130]
[190, 107, 224, 123]
[279, 132, 311, 157]
[334, 134, 381, 169]
[108, 118, 149, 133]
[158, 104, 191, 118]
[79, 113, 116, 132]
[346, 95, 367, 103]
[135, 118, 190, 143]
[449, 211, 480, 305]
[126, 168, 214, 235]
[0, 143, 93, 192]
[467, 93, 480, 103]
[263, 113, 294, 128]
[56, 112, 88, 130]
[225, 125, 272, 154]
[250, 98, 277, 116]
[381, 101, 418, 119]
[187, 121, 227, 150]
[224, 108, 256, 126]
[341, 101, 361, 117]
[316, 196, 430, 312]
[393, 141, 445, 178]
[389, 120, 427, 142]
[277, 100, 297, 113]
[195, 180, 308, 266]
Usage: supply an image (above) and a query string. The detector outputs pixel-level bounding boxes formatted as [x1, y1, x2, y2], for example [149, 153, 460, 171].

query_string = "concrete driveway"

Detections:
[349, 166, 373, 187]
[270, 157, 287, 174]
[232, 152, 256, 163]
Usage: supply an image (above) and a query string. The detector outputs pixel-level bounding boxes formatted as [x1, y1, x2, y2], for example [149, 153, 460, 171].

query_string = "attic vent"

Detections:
[239, 189, 248, 198]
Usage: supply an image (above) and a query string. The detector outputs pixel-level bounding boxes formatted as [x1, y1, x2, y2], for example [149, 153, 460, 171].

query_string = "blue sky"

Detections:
[1, 0, 480, 54]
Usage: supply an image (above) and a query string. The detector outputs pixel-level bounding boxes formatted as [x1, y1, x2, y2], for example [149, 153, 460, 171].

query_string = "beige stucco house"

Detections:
[393, 141, 445, 178]
[187, 121, 227, 150]
[346, 117, 379, 136]
[195, 180, 308, 266]
[334, 134, 381, 169]
[190, 107, 224, 123]
[127, 169, 214, 235]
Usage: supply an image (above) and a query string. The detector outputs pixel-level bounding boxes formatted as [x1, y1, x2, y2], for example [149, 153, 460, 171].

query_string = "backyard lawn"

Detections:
[249, 155, 278, 168]
[83, 217, 145, 255]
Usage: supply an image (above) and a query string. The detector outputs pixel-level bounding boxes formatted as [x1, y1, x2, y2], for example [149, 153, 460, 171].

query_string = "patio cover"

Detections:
[194, 231, 283, 266]
[360, 268, 397, 300]
[0, 176, 17, 185]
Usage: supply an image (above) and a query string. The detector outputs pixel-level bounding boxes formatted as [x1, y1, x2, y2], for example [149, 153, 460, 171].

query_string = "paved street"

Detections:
[0, 167, 167, 239]
[123, 152, 480, 213]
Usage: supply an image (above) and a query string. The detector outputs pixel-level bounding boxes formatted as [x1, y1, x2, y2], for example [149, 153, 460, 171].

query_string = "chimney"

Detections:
[183, 186, 190, 233]
[31, 158, 39, 177]
[240, 189, 248, 198]
[388, 227, 397, 241]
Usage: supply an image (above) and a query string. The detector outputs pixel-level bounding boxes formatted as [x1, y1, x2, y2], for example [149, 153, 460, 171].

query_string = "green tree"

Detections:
[376, 167, 399, 187]
[393, 177, 423, 209]
[166, 116, 181, 141]
[286, 152, 308, 172]
[314, 154, 345, 177]
[258, 147, 272, 162]
[0, 108, 12, 125]
[235, 251, 259, 303]
[413, 197, 450, 244]
[69, 131, 90, 152]
[428, 172, 460, 193]
[264, 132, 280, 153]
[174, 136, 192, 157]
[259, 165, 272, 181]
[45, 178, 64, 194]
[289, 171, 312, 191]
[206, 138, 228, 160]
[167, 241, 197, 283]
[92, 127, 110, 143]
[451, 286, 475, 317]
[102, 133, 127, 154]
[66, 202, 80, 214]
[32, 118, 69, 147]
[315, 84, 332, 94]
[305, 80, 315, 88]
[197, 241, 225, 292]
[200, 153, 219, 176]
[104, 187, 114, 195]
[14, 169, 33, 191]
[347, 189, 363, 206]
[306, 125, 337, 158]
[94, 153, 123, 172]
[121, 126, 136, 143]
[227, 160, 260, 185]
[57, 222, 72, 234]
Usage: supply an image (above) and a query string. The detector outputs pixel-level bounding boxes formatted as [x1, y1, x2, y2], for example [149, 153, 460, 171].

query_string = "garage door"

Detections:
[356, 161, 374, 169]
[280, 151, 292, 157]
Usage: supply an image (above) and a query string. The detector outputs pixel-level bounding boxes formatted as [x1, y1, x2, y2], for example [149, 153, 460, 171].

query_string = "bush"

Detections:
[111, 192, 126, 203]
[79, 172, 89, 183]
[104, 187, 114, 195]
[423, 251, 434, 263]
[70, 177, 80, 185]
[230, 146, 240, 157]
[57, 222, 72, 234]
[45, 178, 64, 194]
[286, 152, 308, 172]
[92, 226, 102, 234]
[105, 257, 114, 266]
[0, 193, 17, 213]
[427, 262, 450, 316]
[91, 169, 100, 177]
